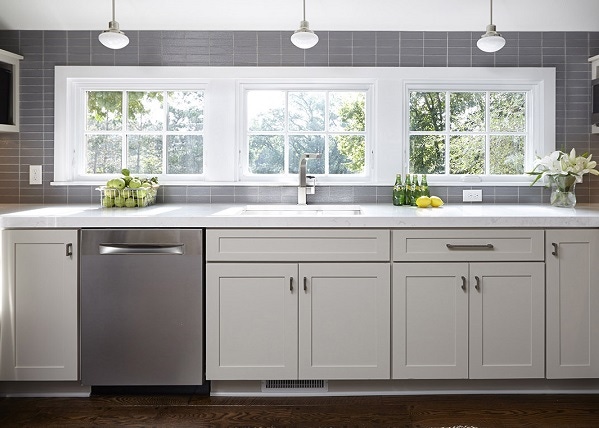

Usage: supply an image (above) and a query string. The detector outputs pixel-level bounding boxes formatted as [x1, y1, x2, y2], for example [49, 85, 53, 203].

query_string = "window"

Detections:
[85, 90, 204, 176]
[243, 89, 368, 179]
[55, 66, 554, 186]
[409, 90, 528, 176]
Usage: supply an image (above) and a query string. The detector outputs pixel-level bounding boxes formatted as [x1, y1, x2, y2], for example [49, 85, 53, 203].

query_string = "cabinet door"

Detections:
[0, 229, 78, 381]
[392, 263, 469, 379]
[546, 229, 599, 379]
[469, 262, 545, 379]
[206, 263, 298, 380]
[298, 263, 390, 379]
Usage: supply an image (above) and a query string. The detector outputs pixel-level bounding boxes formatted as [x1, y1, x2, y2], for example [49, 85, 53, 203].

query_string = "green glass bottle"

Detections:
[404, 174, 412, 206]
[410, 174, 419, 206]
[421, 174, 430, 197]
[392, 174, 404, 206]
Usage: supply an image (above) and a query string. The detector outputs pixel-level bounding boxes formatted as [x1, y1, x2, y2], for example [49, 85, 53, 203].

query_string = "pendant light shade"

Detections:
[99, 0, 129, 50]
[477, 0, 505, 53]
[291, 0, 318, 49]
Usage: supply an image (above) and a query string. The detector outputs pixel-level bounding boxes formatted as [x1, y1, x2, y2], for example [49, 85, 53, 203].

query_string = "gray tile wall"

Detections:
[0, 30, 598, 205]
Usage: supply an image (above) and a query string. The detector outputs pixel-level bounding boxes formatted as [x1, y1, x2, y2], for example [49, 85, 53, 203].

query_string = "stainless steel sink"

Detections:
[240, 204, 362, 216]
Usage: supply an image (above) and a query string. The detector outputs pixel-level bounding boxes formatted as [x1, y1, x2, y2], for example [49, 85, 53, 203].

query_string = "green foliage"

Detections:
[409, 90, 527, 176]
[86, 91, 204, 176]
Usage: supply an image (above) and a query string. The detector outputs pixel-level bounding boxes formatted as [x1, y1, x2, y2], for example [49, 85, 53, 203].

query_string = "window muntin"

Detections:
[244, 89, 368, 179]
[84, 90, 204, 177]
[408, 90, 528, 177]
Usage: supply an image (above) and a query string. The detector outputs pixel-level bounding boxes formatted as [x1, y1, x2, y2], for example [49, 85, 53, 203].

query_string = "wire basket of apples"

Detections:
[97, 169, 159, 208]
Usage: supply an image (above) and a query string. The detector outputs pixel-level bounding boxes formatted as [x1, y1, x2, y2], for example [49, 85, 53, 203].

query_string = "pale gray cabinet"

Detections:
[392, 229, 545, 380]
[546, 229, 599, 378]
[205, 229, 391, 381]
[0, 229, 78, 380]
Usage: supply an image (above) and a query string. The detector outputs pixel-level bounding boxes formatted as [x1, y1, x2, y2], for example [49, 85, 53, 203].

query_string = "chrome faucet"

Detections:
[298, 153, 321, 205]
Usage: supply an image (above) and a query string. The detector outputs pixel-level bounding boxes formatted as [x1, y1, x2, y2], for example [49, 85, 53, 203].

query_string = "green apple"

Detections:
[104, 188, 118, 198]
[129, 178, 142, 189]
[107, 178, 126, 190]
[125, 198, 137, 208]
[122, 189, 134, 198]
[114, 196, 126, 207]
[121, 168, 130, 177]
[136, 188, 147, 198]
[102, 196, 114, 208]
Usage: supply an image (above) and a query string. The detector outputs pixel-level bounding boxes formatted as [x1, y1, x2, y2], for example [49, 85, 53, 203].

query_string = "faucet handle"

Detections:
[306, 175, 316, 194]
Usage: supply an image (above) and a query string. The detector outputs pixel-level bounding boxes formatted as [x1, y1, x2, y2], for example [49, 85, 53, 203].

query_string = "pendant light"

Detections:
[290, 0, 319, 50]
[98, 0, 129, 50]
[477, 0, 505, 53]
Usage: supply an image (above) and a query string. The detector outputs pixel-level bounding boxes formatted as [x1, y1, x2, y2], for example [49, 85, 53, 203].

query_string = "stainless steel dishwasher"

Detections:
[80, 229, 204, 386]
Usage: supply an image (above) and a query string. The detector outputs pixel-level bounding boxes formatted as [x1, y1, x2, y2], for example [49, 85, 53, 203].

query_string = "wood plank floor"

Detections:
[1, 394, 599, 427]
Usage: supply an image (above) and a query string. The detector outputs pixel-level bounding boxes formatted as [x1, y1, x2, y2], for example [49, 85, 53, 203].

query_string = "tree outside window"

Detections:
[409, 90, 527, 176]
[85, 90, 204, 176]
[246, 90, 367, 177]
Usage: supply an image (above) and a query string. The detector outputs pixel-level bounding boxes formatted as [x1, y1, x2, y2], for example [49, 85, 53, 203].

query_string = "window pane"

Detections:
[167, 91, 204, 131]
[329, 135, 365, 174]
[449, 136, 485, 174]
[86, 91, 122, 131]
[127, 91, 164, 131]
[289, 135, 325, 174]
[490, 135, 525, 174]
[450, 92, 485, 132]
[329, 92, 366, 132]
[127, 135, 163, 174]
[490, 92, 526, 132]
[249, 135, 284, 174]
[248, 91, 285, 131]
[289, 92, 325, 131]
[410, 135, 446, 174]
[85, 135, 122, 173]
[410, 91, 446, 131]
[167, 135, 203, 174]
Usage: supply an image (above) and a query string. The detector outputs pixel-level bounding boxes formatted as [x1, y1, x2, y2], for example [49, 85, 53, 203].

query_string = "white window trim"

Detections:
[402, 68, 555, 186]
[54, 66, 555, 186]
[238, 82, 375, 183]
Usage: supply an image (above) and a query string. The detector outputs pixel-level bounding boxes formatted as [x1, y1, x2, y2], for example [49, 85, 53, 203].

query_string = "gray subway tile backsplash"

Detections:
[0, 29, 597, 204]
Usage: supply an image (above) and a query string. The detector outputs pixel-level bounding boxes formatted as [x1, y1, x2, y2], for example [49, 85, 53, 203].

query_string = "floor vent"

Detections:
[261, 380, 328, 393]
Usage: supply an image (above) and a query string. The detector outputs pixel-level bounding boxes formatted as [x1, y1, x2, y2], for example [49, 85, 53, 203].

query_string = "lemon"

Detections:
[416, 196, 431, 208]
[430, 196, 444, 207]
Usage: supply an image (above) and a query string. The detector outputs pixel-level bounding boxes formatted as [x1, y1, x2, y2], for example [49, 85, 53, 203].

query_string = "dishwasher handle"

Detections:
[99, 243, 185, 255]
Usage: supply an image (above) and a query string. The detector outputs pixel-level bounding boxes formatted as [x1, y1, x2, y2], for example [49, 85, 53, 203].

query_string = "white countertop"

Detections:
[2, 203, 599, 228]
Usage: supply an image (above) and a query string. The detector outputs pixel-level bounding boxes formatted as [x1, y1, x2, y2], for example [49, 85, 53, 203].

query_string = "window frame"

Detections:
[238, 82, 374, 183]
[402, 69, 555, 186]
[55, 66, 555, 187]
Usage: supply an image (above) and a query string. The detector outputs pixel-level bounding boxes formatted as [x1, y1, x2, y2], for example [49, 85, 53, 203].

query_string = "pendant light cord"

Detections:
[112, 0, 116, 22]
[489, 0, 494, 25]
[303, 0, 306, 21]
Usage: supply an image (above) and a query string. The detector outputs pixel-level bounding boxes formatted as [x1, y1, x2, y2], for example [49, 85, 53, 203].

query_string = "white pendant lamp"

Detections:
[98, 0, 129, 50]
[290, 0, 319, 50]
[477, 0, 505, 53]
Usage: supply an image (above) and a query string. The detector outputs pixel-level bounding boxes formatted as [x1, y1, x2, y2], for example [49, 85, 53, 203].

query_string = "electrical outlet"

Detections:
[463, 189, 482, 202]
[29, 165, 42, 185]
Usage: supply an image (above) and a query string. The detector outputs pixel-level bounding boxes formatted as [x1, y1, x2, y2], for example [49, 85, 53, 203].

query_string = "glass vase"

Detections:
[548, 175, 577, 208]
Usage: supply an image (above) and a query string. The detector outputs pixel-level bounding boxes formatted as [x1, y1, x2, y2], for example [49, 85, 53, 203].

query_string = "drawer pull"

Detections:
[446, 243, 494, 250]
[461, 276, 467, 291]
[475, 276, 481, 291]
[551, 242, 558, 257]
[290, 277, 293, 292]
[303, 277, 308, 292]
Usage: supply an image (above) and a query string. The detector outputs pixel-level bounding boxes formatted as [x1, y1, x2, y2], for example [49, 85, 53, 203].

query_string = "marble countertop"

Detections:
[1, 203, 599, 228]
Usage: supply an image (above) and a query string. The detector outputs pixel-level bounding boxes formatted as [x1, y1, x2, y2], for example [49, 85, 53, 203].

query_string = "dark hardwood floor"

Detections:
[1, 393, 599, 427]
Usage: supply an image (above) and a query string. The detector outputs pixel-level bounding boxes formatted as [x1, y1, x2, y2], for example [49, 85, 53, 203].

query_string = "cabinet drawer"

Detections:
[206, 229, 390, 262]
[392, 229, 544, 262]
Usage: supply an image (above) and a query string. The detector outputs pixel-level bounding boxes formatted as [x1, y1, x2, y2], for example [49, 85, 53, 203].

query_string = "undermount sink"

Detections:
[240, 204, 362, 216]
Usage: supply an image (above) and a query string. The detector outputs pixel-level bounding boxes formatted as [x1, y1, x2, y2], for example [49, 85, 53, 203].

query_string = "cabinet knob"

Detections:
[475, 276, 481, 291]
[461, 276, 467, 291]
[551, 242, 558, 257]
